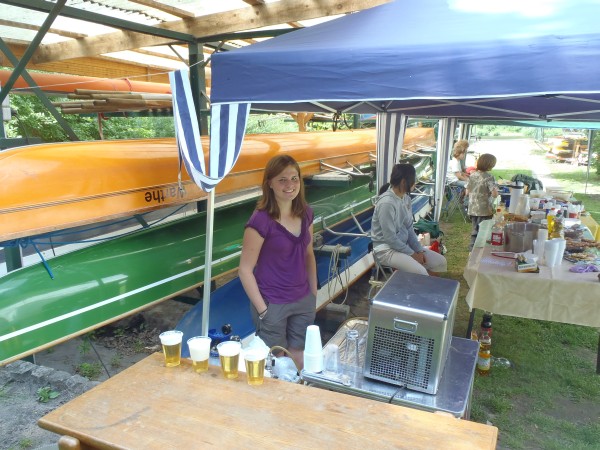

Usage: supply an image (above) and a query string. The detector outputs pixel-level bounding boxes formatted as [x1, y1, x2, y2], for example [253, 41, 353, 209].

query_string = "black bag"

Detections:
[413, 218, 443, 239]
[511, 174, 544, 192]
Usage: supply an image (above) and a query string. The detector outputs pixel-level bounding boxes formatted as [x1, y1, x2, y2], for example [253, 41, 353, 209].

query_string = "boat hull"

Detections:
[0, 180, 376, 365]
[0, 130, 378, 241]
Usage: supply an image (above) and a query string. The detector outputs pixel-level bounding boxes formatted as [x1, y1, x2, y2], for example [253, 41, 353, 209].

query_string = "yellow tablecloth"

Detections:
[580, 214, 600, 242]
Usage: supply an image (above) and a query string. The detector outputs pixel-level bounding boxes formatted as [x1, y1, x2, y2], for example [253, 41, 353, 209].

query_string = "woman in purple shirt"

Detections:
[239, 155, 317, 370]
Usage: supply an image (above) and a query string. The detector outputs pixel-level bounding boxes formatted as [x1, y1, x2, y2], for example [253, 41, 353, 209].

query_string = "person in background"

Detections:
[239, 155, 317, 370]
[466, 153, 499, 250]
[371, 163, 447, 276]
[447, 139, 470, 187]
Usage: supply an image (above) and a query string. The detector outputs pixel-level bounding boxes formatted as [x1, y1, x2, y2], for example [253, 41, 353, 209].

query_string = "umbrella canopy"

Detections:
[211, 0, 600, 121]
[209, 0, 600, 220]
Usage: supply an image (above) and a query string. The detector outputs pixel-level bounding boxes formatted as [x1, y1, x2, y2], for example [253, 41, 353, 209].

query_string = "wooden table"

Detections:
[39, 352, 498, 449]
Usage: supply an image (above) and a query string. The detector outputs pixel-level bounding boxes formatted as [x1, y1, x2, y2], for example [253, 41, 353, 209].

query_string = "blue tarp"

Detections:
[211, 0, 600, 122]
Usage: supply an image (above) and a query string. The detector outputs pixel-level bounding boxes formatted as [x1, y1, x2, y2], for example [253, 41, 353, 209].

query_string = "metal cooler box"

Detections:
[364, 271, 459, 394]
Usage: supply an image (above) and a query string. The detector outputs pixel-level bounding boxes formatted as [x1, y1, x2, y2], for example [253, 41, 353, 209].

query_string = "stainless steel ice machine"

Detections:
[364, 271, 459, 394]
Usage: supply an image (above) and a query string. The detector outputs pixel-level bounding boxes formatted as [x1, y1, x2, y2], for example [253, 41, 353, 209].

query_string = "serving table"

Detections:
[39, 352, 498, 449]
[302, 319, 479, 419]
[464, 220, 600, 372]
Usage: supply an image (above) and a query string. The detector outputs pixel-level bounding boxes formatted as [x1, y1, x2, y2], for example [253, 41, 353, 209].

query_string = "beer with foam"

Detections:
[159, 330, 183, 367]
[187, 336, 212, 373]
[244, 349, 267, 385]
[217, 341, 241, 379]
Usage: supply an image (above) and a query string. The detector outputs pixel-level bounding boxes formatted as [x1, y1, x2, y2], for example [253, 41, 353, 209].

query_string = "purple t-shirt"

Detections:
[245, 207, 314, 304]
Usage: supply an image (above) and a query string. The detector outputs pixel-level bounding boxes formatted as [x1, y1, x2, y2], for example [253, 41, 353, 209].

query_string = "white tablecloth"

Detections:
[464, 243, 600, 328]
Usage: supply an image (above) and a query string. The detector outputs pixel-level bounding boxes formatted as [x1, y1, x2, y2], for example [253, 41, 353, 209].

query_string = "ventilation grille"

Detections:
[368, 325, 434, 390]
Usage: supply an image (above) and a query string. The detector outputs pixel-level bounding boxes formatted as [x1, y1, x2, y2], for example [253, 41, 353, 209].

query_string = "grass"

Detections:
[440, 141, 600, 449]
[75, 362, 102, 380]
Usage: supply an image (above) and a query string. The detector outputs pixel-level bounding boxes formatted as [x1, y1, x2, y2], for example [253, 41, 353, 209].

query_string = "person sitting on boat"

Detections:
[239, 155, 318, 370]
[447, 139, 470, 188]
[371, 163, 447, 276]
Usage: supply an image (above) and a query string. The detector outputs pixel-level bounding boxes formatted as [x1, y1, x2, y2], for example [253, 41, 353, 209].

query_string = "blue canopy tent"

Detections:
[209, 0, 600, 221]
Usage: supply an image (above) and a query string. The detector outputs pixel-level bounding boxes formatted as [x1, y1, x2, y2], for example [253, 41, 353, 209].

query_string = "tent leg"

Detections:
[201, 190, 215, 336]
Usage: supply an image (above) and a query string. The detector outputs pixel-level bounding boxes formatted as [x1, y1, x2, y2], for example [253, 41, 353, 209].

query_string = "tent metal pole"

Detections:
[433, 118, 457, 221]
[585, 129, 594, 195]
[201, 189, 215, 336]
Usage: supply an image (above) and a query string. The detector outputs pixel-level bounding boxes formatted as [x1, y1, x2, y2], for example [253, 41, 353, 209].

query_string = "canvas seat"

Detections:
[441, 184, 468, 222]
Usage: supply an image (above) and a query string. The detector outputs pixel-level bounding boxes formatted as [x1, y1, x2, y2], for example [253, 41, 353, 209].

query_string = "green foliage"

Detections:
[110, 354, 122, 368]
[18, 438, 34, 449]
[133, 339, 145, 353]
[245, 113, 298, 134]
[592, 131, 600, 175]
[6, 94, 174, 142]
[473, 124, 537, 138]
[78, 338, 91, 355]
[36, 386, 59, 403]
[7, 95, 99, 141]
[76, 362, 102, 380]
[101, 116, 174, 139]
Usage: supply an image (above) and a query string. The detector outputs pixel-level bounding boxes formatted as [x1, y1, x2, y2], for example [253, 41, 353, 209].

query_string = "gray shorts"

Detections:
[252, 292, 316, 351]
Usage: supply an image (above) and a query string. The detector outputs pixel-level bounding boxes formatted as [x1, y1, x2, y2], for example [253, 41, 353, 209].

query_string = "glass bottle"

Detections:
[549, 211, 564, 239]
[476, 330, 492, 376]
[480, 312, 493, 338]
[491, 209, 505, 246]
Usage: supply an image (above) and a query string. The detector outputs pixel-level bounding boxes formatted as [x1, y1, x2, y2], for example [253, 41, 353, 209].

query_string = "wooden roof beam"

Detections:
[33, 0, 390, 64]
[129, 0, 197, 19]
[0, 19, 87, 39]
[243, 0, 305, 29]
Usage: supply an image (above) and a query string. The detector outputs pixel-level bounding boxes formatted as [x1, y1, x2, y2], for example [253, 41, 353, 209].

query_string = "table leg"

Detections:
[597, 333, 600, 375]
[466, 309, 476, 339]
[58, 435, 92, 450]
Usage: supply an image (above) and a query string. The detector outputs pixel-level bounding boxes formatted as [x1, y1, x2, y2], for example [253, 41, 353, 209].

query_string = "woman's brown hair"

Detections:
[452, 139, 469, 158]
[256, 155, 308, 219]
[476, 153, 497, 172]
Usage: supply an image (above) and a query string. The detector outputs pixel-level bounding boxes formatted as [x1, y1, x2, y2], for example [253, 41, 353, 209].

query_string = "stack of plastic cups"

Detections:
[535, 229, 548, 263]
[303, 325, 323, 373]
[543, 240, 560, 267]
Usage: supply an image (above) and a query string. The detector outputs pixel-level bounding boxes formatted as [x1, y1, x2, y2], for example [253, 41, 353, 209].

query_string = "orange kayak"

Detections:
[0, 127, 435, 241]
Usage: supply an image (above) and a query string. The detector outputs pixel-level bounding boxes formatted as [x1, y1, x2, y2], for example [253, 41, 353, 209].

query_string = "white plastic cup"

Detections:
[304, 325, 323, 373]
[555, 238, 566, 265]
[323, 343, 340, 375]
[543, 240, 559, 267]
[159, 330, 184, 367]
[187, 336, 212, 373]
[304, 325, 322, 354]
[217, 340, 242, 379]
[244, 348, 268, 385]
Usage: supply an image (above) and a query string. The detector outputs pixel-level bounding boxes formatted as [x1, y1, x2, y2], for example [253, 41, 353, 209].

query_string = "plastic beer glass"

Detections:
[217, 341, 242, 379]
[244, 349, 267, 385]
[159, 330, 183, 367]
[187, 336, 212, 373]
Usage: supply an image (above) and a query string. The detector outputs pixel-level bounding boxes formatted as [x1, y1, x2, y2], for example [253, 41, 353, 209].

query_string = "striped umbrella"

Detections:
[169, 69, 249, 334]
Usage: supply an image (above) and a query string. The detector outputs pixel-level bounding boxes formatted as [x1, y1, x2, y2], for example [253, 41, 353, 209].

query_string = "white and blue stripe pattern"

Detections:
[376, 112, 407, 191]
[169, 69, 249, 192]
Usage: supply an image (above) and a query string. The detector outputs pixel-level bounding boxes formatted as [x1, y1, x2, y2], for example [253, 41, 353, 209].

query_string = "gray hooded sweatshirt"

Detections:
[370, 189, 424, 256]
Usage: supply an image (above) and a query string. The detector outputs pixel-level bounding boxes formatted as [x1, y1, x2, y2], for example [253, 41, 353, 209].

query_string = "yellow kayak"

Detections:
[0, 127, 434, 241]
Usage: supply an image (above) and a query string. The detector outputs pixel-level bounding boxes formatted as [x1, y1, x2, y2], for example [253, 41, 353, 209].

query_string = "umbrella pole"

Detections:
[585, 129, 594, 195]
[201, 189, 215, 336]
